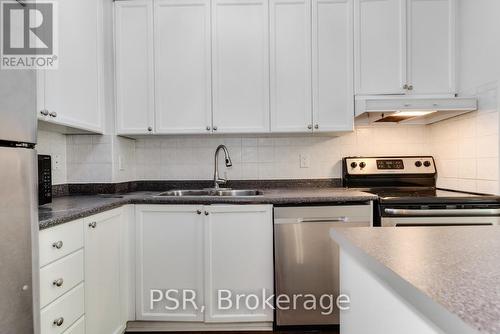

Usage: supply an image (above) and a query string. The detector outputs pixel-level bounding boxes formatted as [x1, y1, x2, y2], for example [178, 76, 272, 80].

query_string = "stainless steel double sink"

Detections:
[156, 189, 262, 197]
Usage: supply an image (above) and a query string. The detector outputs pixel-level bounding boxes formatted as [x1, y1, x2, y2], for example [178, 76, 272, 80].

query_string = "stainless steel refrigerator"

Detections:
[0, 69, 40, 333]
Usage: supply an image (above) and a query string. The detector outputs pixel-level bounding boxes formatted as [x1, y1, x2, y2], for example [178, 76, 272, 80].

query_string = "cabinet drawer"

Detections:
[41, 284, 84, 334]
[40, 220, 84, 267]
[62, 316, 84, 334]
[40, 250, 84, 308]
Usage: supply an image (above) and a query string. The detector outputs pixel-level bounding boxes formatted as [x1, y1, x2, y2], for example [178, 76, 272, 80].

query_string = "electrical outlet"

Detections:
[118, 155, 125, 171]
[299, 154, 310, 168]
[53, 154, 61, 171]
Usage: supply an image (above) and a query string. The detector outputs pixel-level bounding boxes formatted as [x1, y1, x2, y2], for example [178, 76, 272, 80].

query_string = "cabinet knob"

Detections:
[196, 210, 202, 215]
[52, 241, 63, 249]
[314, 124, 319, 129]
[213, 126, 218, 131]
[403, 84, 409, 90]
[204, 211, 209, 216]
[206, 126, 211, 131]
[53, 278, 64, 287]
[407, 85, 414, 91]
[53, 317, 64, 327]
[49, 111, 57, 118]
[88, 221, 97, 229]
[147, 126, 153, 132]
[40, 109, 49, 116]
[307, 124, 312, 130]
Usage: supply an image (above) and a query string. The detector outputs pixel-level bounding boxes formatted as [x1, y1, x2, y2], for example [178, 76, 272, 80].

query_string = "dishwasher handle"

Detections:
[274, 216, 349, 224]
[298, 217, 348, 223]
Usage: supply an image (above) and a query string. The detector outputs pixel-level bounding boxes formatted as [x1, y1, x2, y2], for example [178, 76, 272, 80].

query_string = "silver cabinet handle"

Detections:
[53, 317, 64, 327]
[40, 110, 49, 116]
[314, 124, 319, 129]
[213, 126, 218, 131]
[88, 221, 97, 229]
[196, 210, 202, 215]
[52, 241, 63, 249]
[53, 278, 64, 287]
[307, 124, 312, 130]
[147, 126, 153, 132]
[206, 126, 211, 131]
[298, 217, 348, 223]
[49, 111, 57, 118]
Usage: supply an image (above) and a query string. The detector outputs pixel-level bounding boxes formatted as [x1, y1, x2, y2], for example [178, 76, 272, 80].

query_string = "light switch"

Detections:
[299, 154, 310, 168]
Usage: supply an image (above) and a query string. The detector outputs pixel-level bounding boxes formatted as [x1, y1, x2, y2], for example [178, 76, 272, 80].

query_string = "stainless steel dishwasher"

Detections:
[274, 204, 372, 327]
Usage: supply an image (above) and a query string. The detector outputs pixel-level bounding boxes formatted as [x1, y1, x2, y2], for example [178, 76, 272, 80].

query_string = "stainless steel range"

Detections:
[343, 156, 500, 227]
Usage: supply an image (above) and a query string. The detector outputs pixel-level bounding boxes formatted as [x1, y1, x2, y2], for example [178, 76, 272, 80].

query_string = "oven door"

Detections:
[381, 207, 500, 227]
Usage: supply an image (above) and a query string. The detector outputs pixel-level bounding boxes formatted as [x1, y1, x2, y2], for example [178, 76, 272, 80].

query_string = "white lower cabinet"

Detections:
[204, 205, 274, 323]
[135, 204, 274, 325]
[84, 209, 127, 334]
[39, 207, 132, 334]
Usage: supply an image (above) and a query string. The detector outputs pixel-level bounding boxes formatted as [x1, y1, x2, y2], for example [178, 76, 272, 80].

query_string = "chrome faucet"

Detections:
[213, 144, 233, 189]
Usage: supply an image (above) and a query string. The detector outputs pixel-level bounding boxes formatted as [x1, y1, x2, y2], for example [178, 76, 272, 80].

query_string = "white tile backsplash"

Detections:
[429, 84, 500, 194]
[132, 125, 430, 181]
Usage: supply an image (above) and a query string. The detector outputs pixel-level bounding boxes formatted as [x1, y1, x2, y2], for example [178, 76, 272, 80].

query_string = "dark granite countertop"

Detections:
[331, 227, 500, 334]
[39, 188, 377, 230]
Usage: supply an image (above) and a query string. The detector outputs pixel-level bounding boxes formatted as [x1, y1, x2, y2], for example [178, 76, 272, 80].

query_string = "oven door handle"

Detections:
[384, 208, 500, 217]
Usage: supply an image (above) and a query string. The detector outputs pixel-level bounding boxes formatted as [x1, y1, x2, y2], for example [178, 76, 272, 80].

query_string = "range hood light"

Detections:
[394, 110, 437, 117]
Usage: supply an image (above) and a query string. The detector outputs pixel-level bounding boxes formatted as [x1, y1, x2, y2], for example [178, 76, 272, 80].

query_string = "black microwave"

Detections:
[38, 155, 52, 205]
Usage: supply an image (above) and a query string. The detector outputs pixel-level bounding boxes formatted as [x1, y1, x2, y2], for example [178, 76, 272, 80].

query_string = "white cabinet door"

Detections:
[270, 0, 312, 133]
[85, 209, 125, 334]
[312, 0, 354, 132]
[154, 0, 212, 134]
[204, 205, 274, 323]
[407, 0, 455, 95]
[115, 0, 155, 135]
[42, 0, 103, 133]
[354, 0, 406, 95]
[135, 205, 205, 321]
[212, 0, 270, 133]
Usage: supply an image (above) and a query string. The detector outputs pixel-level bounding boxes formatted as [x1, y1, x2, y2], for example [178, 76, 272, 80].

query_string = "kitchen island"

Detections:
[330, 226, 500, 334]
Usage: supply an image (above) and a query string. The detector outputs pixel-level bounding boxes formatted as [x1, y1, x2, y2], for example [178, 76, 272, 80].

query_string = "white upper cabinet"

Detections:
[312, 0, 354, 132]
[354, 0, 406, 95]
[154, 0, 212, 134]
[270, 0, 312, 133]
[212, 0, 270, 133]
[38, 0, 104, 133]
[354, 0, 456, 96]
[407, 0, 455, 95]
[115, 0, 155, 135]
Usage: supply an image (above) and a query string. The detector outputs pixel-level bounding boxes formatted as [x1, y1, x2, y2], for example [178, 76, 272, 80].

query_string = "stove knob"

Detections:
[415, 161, 422, 167]
[359, 162, 366, 169]
[424, 161, 431, 167]
[350, 162, 358, 168]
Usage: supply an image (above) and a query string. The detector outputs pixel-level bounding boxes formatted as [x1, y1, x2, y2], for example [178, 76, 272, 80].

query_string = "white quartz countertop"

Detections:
[330, 226, 500, 334]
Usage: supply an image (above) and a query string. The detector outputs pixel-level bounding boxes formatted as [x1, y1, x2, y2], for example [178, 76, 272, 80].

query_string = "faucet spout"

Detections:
[214, 145, 232, 188]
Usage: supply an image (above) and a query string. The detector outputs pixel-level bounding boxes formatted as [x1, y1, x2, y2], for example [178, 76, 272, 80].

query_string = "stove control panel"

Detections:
[345, 157, 436, 175]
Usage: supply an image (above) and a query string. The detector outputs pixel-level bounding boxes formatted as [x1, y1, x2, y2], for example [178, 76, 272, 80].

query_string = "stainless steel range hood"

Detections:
[355, 96, 477, 125]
